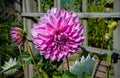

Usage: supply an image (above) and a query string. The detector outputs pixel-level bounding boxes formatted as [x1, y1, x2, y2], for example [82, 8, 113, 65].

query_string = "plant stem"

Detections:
[106, 55, 111, 78]
[19, 48, 26, 78]
[26, 39, 41, 78]
[66, 57, 69, 70]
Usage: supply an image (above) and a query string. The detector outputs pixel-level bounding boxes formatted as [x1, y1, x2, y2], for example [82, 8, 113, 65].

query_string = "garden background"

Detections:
[0, 0, 120, 78]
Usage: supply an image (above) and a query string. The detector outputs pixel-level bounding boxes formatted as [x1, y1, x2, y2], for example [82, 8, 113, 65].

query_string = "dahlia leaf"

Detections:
[62, 70, 77, 78]
[42, 70, 49, 78]
[70, 54, 95, 78]
[52, 75, 61, 78]
[25, 57, 32, 64]
[83, 72, 91, 78]
[19, 51, 30, 58]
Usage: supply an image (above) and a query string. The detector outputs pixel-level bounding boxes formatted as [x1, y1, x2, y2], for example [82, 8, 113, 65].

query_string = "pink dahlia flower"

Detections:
[10, 27, 26, 48]
[31, 8, 84, 61]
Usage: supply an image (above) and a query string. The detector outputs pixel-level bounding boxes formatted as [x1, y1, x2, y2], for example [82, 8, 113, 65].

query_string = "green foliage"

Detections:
[88, 0, 113, 49]
[52, 75, 61, 78]
[62, 70, 77, 78]
[0, 0, 21, 65]
[62, 0, 82, 12]
[83, 72, 91, 78]
[41, 70, 49, 78]
[42, 0, 54, 12]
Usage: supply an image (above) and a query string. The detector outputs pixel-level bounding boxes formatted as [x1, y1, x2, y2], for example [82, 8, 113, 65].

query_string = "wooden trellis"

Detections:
[20, 0, 120, 78]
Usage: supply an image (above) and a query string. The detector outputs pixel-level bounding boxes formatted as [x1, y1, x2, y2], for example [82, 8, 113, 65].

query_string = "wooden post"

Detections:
[54, 0, 61, 9]
[113, 0, 120, 78]
[38, 0, 42, 12]
[82, 0, 88, 47]
[14, 0, 22, 22]
[22, 0, 37, 78]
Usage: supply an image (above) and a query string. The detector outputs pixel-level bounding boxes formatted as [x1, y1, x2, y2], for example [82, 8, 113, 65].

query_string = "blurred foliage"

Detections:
[41, 0, 54, 12]
[62, 0, 82, 12]
[88, 0, 113, 49]
[0, 0, 21, 65]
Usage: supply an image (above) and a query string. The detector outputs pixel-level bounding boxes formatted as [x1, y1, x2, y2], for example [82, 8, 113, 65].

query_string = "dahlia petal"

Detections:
[75, 37, 84, 43]
[50, 54, 56, 61]
[46, 39, 53, 46]
[62, 25, 69, 32]
[56, 10, 61, 18]
[69, 11, 76, 16]
[40, 44, 47, 50]
[63, 10, 67, 18]
[57, 53, 63, 61]
[46, 23, 55, 30]
[45, 53, 50, 59]
[66, 25, 74, 33]
[66, 16, 71, 24]
[31, 27, 46, 37]
[57, 17, 65, 29]
[49, 15, 56, 25]
[10, 27, 25, 48]
[37, 34, 53, 40]
[33, 38, 43, 45]
[72, 30, 79, 38]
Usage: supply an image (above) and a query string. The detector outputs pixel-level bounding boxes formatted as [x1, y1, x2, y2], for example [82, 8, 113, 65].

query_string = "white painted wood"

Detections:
[21, 12, 120, 18]
[82, 0, 88, 47]
[38, 0, 42, 12]
[113, 0, 120, 78]
[54, 0, 61, 9]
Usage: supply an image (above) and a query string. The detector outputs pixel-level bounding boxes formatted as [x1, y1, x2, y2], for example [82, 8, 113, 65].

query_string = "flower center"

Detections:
[54, 33, 68, 46]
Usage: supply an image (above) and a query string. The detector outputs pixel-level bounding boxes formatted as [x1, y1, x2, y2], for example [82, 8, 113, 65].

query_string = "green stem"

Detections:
[4, 74, 6, 78]
[106, 29, 112, 78]
[26, 39, 41, 78]
[66, 57, 69, 70]
[19, 48, 26, 78]
[106, 55, 111, 78]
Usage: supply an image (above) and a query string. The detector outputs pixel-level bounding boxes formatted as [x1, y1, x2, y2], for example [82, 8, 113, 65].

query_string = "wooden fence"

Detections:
[19, 0, 120, 78]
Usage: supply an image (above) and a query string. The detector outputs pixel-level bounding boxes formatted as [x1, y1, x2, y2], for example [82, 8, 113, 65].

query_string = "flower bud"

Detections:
[108, 21, 118, 30]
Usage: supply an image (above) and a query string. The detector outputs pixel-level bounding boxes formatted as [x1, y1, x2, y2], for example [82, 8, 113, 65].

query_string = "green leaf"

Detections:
[19, 52, 30, 58]
[83, 72, 91, 78]
[42, 70, 49, 78]
[8, 43, 17, 48]
[62, 70, 77, 78]
[37, 61, 44, 68]
[25, 57, 32, 64]
[52, 75, 61, 78]
[49, 64, 57, 70]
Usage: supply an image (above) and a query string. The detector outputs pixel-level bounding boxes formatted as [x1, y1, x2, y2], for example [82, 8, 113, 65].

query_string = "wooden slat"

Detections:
[95, 61, 114, 78]
[14, 0, 22, 21]
[38, 0, 42, 12]
[83, 46, 120, 55]
[83, 46, 113, 55]
[113, 0, 120, 78]
[54, 0, 61, 9]
[82, 0, 88, 47]
[21, 12, 120, 18]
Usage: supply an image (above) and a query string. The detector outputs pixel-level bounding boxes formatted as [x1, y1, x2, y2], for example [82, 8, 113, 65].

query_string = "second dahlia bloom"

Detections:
[10, 27, 26, 48]
[31, 8, 84, 61]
